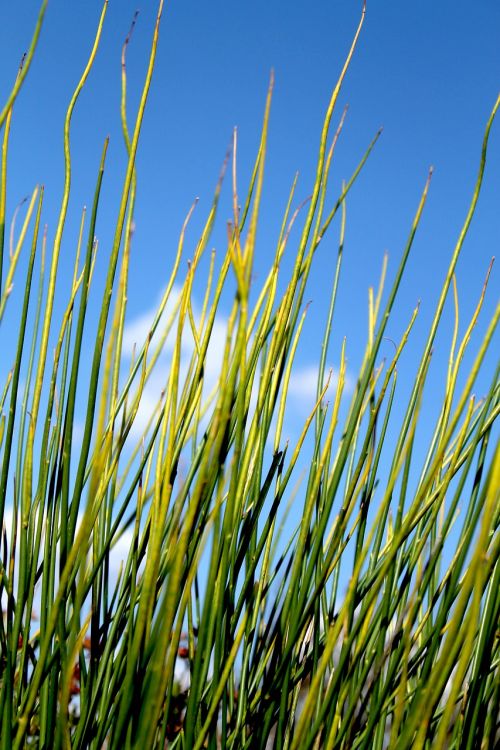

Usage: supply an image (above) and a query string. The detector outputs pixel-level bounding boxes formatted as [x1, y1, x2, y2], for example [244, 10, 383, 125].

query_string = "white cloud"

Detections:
[121, 283, 184, 358]
[120, 286, 230, 438]
[288, 365, 353, 407]
[120, 289, 353, 440]
[1, 507, 137, 617]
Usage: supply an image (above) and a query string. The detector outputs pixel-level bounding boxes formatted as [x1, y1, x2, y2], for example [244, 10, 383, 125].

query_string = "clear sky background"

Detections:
[0, 2, 499, 578]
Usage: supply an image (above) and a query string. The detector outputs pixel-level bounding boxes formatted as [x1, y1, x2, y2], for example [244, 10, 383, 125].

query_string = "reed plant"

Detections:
[0, 2, 499, 748]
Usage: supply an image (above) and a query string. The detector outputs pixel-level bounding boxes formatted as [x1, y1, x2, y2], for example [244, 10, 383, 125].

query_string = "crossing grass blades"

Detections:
[0, 2, 499, 748]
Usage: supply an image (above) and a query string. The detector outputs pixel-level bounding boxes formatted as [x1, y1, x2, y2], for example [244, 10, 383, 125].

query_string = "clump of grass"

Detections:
[1, 2, 499, 749]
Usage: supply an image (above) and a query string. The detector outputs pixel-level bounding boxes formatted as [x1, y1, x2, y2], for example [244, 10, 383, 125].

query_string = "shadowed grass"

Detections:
[0, 2, 499, 749]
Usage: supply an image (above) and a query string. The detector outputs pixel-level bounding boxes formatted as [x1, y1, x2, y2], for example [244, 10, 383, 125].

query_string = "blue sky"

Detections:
[0, 2, 499, 580]
[2, 1, 498, 367]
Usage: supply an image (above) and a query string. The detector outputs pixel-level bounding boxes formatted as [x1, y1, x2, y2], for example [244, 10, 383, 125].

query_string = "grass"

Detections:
[0, 2, 499, 748]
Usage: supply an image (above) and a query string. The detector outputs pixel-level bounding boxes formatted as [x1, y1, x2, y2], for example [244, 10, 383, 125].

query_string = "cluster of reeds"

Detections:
[0, 2, 499, 748]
